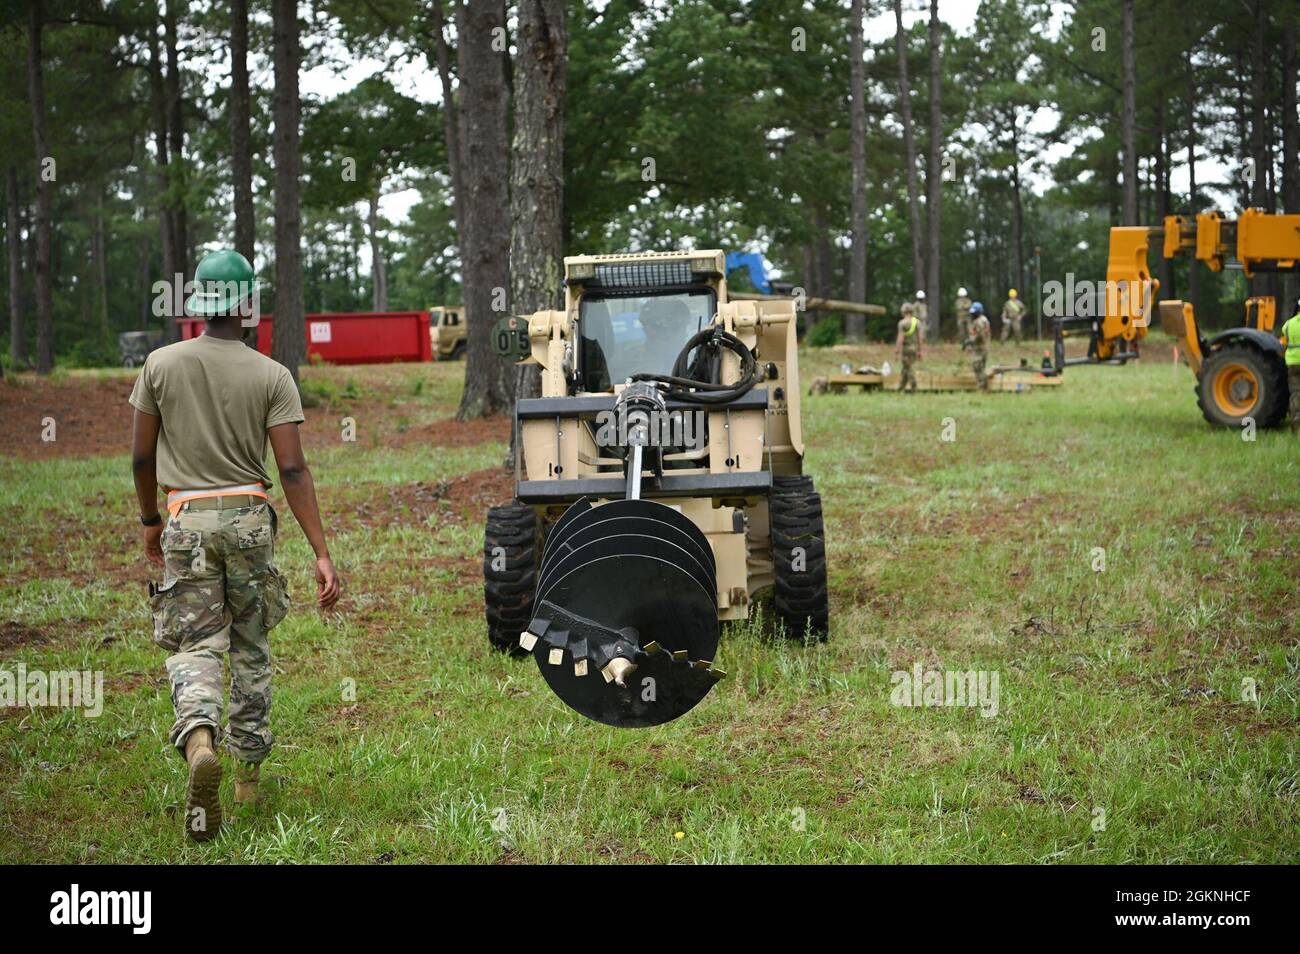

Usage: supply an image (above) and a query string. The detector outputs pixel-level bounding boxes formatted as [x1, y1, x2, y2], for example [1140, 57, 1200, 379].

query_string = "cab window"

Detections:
[578, 289, 715, 392]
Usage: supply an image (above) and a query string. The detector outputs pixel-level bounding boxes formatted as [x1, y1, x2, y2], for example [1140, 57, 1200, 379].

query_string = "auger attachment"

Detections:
[518, 497, 725, 727]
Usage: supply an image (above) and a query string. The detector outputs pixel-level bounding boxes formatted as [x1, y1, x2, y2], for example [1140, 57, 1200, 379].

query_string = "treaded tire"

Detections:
[1196, 344, 1288, 429]
[483, 501, 538, 655]
[770, 475, 829, 640]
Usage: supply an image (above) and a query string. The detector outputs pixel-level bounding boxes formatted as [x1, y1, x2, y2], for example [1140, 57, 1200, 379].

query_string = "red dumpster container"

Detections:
[176, 311, 433, 365]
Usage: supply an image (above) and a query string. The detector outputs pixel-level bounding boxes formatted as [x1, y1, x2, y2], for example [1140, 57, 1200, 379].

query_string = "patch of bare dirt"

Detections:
[0, 621, 50, 650]
[338, 467, 516, 532]
[0, 377, 136, 460]
[1, 370, 507, 460]
[388, 415, 510, 450]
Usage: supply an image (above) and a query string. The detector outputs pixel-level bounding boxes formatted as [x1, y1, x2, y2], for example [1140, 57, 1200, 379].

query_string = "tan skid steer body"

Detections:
[483, 250, 829, 727]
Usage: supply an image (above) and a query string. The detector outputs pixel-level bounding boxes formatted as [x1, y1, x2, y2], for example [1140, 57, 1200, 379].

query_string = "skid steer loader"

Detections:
[483, 250, 829, 728]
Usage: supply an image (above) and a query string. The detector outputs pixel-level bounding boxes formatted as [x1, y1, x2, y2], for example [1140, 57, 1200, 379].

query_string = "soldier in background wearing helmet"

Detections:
[1281, 296, 1300, 431]
[967, 301, 992, 388]
[1001, 288, 1027, 342]
[954, 287, 972, 341]
[895, 301, 925, 392]
[130, 249, 341, 842]
[912, 290, 928, 331]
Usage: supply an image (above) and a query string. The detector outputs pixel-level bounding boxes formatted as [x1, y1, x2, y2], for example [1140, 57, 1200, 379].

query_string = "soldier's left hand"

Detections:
[143, 523, 164, 567]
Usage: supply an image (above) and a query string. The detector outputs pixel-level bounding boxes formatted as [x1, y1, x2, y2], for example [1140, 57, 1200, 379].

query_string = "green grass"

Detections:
[1, 341, 1297, 863]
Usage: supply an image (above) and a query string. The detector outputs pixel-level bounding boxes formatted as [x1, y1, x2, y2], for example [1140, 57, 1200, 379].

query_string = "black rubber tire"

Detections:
[770, 475, 829, 640]
[1196, 344, 1288, 428]
[450, 340, 467, 360]
[483, 501, 538, 655]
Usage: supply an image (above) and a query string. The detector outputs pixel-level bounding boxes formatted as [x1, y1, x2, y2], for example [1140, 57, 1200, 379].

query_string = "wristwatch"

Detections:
[141, 512, 163, 527]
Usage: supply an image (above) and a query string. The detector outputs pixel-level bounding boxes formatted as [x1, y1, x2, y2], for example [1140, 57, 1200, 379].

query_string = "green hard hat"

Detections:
[185, 249, 255, 317]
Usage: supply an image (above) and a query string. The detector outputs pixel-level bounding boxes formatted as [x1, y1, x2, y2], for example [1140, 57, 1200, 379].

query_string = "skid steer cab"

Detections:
[483, 250, 828, 728]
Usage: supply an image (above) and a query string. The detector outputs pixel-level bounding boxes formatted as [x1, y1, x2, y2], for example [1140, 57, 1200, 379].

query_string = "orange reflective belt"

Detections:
[166, 483, 268, 516]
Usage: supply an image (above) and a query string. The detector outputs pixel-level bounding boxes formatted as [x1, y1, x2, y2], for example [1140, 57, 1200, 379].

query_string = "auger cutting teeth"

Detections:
[519, 631, 539, 651]
[520, 498, 726, 728]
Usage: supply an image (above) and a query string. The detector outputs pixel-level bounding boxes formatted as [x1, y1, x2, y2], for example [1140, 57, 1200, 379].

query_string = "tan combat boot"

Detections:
[233, 761, 260, 805]
[183, 727, 223, 842]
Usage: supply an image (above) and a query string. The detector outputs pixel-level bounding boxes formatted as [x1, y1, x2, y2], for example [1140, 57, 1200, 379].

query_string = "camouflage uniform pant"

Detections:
[1001, 317, 1022, 342]
[956, 316, 971, 342]
[899, 349, 918, 391]
[149, 503, 289, 764]
[972, 349, 989, 388]
[1289, 366, 1300, 431]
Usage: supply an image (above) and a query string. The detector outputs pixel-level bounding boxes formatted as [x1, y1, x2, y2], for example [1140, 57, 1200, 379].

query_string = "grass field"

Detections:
[1, 339, 1297, 864]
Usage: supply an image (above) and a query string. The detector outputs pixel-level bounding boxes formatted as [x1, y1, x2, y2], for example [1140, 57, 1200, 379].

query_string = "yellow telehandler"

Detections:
[1054, 209, 1297, 427]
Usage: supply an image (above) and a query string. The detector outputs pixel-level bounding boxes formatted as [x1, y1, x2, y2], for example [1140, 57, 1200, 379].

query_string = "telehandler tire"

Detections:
[483, 501, 538, 655]
[770, 475, 829, 640]
[1196, 344, 1287, 429]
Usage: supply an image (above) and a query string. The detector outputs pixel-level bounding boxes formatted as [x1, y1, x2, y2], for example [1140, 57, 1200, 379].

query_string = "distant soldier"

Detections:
[954, 287, 972, 341]
[1282, 298, 1300, 430]
[967, 301, 992, 388]
[913, 290, 928, 330]
[1001, 288, 1026, 342]
[895, 302, 925, 392]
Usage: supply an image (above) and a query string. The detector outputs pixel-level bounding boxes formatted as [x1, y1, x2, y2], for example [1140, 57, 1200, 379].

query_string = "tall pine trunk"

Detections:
[1009, 114, 1024, 302]
[27, 0, 53, 374]
[164, 0, 188, 288]
[894, 0, 924, 296]
[1282, 20, 1298, 312]
[430, 1, 465, 237]
[924, 0, 941, 337]
[94, 189, 109, 338]
[231, 0, 255, 263]
[272, 0, 305, 383]
[1185, 50, 1199, 315]
[510, 0, 566, 419]
[1121, 0, 1137, 225]
[148, 21, 174, 328]
[846, 0, 868, 340]
[368, 193, 387, 312]
[7, 167, 25, 369]
[1154, 102, 1172, 298]
[455, 0, 513, 421]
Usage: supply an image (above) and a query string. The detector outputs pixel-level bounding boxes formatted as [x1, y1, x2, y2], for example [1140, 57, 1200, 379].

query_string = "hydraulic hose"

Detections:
[630, 327, 761, 405]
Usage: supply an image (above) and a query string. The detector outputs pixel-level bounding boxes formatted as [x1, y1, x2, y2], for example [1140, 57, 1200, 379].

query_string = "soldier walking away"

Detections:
[895, 302, 925, 392]
[1282, 298, 1300, 431]
[1001, 288, 1026, 342]
[966, 301, 992, 388]
[130, 249, 341, 843]
[954, 287, 972, 341]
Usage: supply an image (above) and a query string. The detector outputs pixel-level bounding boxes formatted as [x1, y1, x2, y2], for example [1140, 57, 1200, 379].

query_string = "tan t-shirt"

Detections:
[129, 334, 304, 491]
